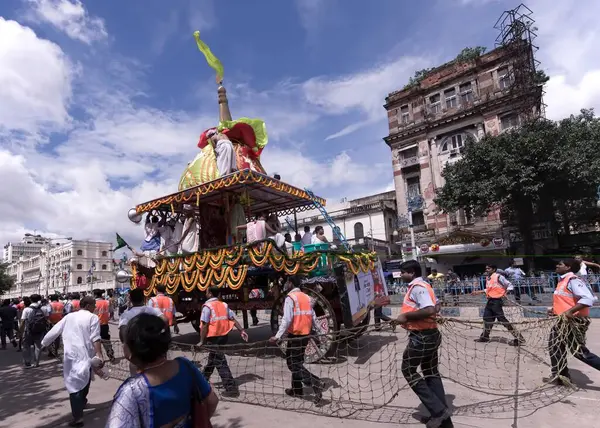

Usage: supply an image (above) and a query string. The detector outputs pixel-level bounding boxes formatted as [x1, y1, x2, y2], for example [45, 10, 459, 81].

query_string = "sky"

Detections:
[1, 0, 600, 250]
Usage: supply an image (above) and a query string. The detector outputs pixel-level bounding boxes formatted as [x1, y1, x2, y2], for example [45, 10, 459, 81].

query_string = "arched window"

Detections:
[101, 251, 107, 257]
[101, 264, 107, 270]
[354, 222, 365, 239]
[77, 264, 82, 270]
[77, 276, 82, 284]
[440, 134, 465, 152]
[77, 250, 83, 256]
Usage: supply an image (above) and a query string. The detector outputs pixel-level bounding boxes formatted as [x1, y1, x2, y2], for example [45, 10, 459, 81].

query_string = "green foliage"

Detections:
[455, 46, 487, 63]
[0, 263, 15, 295]
[435, 110, 600, 264]
[533, 70, 550, 85]
[403, 68, 434, 90]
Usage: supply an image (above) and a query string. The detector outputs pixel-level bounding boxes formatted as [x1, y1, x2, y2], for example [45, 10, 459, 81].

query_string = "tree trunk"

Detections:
[516, 199, 536, 271]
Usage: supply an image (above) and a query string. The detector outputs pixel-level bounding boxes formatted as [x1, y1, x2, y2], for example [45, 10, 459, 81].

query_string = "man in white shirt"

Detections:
[158, 218, 180, 256]
[389, 260, 452, 428]
[574, 255, 600, 277]
[301, 226, 312, 246]
[545, 259, 600, 386]
[41, 296, 105, 427]
[180, 207, 200, 254]
[118, 288, 165, 376]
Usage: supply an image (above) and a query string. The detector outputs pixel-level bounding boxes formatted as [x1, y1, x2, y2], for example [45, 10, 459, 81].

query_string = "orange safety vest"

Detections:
[71, 300, 80, 311]
[149, 295, 175, 326]
[553, 272, 590, 317]
[287, 290, 313, 336]
[203, 300, 234, 337]
[95, 299, 110, 325]
[401, 280, 438, 331]
[49, 302, 64, 324]
[485, 273, 506, 299]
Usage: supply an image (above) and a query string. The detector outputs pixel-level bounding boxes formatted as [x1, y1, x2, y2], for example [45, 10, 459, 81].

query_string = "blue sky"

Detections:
[1, 0, 599, 247]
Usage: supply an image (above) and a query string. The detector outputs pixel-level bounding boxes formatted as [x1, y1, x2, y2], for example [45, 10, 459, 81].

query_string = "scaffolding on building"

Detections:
[494, 3, 546, 118]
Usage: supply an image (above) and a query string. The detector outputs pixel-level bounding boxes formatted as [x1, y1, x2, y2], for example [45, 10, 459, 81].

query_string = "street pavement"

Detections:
[2, 313, 600, 428]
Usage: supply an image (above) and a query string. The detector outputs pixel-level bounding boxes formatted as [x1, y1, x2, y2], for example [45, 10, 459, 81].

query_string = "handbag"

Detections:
[182, 358, 213, 428]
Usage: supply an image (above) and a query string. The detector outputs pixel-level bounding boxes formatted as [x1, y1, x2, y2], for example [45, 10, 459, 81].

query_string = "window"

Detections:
[406, 176, 421, 198]
[445, 88, 457, 108]
[101, 264, 107, 270]
[400, 105, 410, 123]
[441, 134, 464, 152]
[429, 94, 441, 113]
[101, 251, 107, 257]
[460, 82, 474, 103]
[76, 264, 82, 270]
[354, 222, 365, 239]
[500, 114, 520, 130]
[401, 147, 418, 159]
[411, 211, 425, 226]
[498, 67, 511, 89]
[388, 218, 393, 229]
[77, 276, 82, 284]
[77, 250, 83, 256]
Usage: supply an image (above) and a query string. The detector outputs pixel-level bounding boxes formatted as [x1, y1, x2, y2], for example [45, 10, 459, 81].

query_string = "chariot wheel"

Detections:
[270, 287, 338, 364]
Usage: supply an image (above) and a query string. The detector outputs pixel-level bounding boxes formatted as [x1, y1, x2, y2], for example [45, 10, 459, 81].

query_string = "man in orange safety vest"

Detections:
[47, 294, 64, 357]
[269, 276, 323, 405]
[544, 259, 600, 385]
[472, 264, 524, 346]
[200, 286, 248, 397]
[389, 260, 452, 428]
[93, 289, 115, 362]
[147, 284, 179, 334]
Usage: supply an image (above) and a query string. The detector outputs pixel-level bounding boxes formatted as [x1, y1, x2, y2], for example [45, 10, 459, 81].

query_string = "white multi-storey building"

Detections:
[3, 234, 50, 263]
[4, 240, 116, 298]
[294, 191, 398, 258]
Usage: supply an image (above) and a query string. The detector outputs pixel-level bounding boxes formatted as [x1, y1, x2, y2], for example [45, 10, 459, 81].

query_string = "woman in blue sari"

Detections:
[106, 313, 219, 427]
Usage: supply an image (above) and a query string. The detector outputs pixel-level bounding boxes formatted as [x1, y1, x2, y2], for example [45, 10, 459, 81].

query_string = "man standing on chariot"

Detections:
[206, 128, 238, 177]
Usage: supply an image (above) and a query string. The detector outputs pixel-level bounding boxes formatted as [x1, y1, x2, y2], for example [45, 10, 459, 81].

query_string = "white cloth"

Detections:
[215, 139, 237, 176]
[180, 217, 200, 253]
[144, 221, 158, 242]
[578, 262, 588, 276]
[561, 273, 597, 306]
[158, 225, 178, 255]
[301, 232, 312, 246]
[173, 221, 183, 248]
[41, 310, 101, 394]
[269, 232, 286, 248]
[311, 235, 327, 245]
[118, 305, 163, 328]
[407, 277, 435, 309]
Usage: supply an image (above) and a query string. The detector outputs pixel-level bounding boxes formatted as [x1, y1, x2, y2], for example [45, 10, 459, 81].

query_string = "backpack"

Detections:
[28, 307, 47, 335]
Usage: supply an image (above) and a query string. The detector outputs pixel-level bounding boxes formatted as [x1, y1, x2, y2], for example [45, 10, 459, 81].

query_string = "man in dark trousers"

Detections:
[472, 265, 525, 346]
[270, 276, 323, 405]
[0, 299, 18, 350]
[200, 286, 248, 397]
[545, 259, 600, 385]
[391, 260, 452, 428]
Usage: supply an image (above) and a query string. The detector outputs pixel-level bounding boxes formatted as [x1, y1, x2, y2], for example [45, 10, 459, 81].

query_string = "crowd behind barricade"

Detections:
[386, 257, 600, 305]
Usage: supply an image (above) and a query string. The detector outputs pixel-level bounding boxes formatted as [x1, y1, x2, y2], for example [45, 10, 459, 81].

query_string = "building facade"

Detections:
[4, 240, 116, 298]
[384, 42, 542, 275]
[294, 191, 398, 258]
[3, 234, 50, 263]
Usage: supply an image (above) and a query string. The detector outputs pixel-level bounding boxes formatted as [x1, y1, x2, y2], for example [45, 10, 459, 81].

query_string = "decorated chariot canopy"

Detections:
[135, 169, 326, 218]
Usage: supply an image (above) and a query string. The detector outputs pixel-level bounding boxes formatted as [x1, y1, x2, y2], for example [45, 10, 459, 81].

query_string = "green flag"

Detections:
[113, 233, 128, 251]
[193, 31, 224, 84]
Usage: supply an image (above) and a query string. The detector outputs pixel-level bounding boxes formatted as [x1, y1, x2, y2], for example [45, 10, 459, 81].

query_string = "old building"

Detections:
[3, 234, 50, 263]
[294, 191, 398, 259]
[384, 38, 543, 275]
[4, 239, 116, 298]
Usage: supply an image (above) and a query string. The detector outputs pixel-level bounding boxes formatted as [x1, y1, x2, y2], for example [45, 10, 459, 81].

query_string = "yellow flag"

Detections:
[193, 31, 224, 84]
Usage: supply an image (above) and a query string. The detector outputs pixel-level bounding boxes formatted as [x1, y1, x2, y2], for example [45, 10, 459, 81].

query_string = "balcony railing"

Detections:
[400, 156, 419, 168]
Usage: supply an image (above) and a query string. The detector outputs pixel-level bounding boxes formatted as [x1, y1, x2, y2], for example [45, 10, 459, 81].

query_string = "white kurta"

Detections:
[215, 139, 237, 176]
[41, 310, 101, 394]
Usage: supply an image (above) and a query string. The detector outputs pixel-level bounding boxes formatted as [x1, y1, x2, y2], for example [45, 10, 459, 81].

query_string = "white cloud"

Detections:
[527, 0, 600, 119]
[302, 56, 431, 139]
[295, 0, 328, 36]
[25, 0, 107, 44]
[0, 17, 73, 145]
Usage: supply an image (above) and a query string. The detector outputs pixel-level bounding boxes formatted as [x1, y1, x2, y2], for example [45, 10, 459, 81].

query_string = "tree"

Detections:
[435, 110, 600, 267]
[0, 263, 15, 295]
[455, 46, 487, 63]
